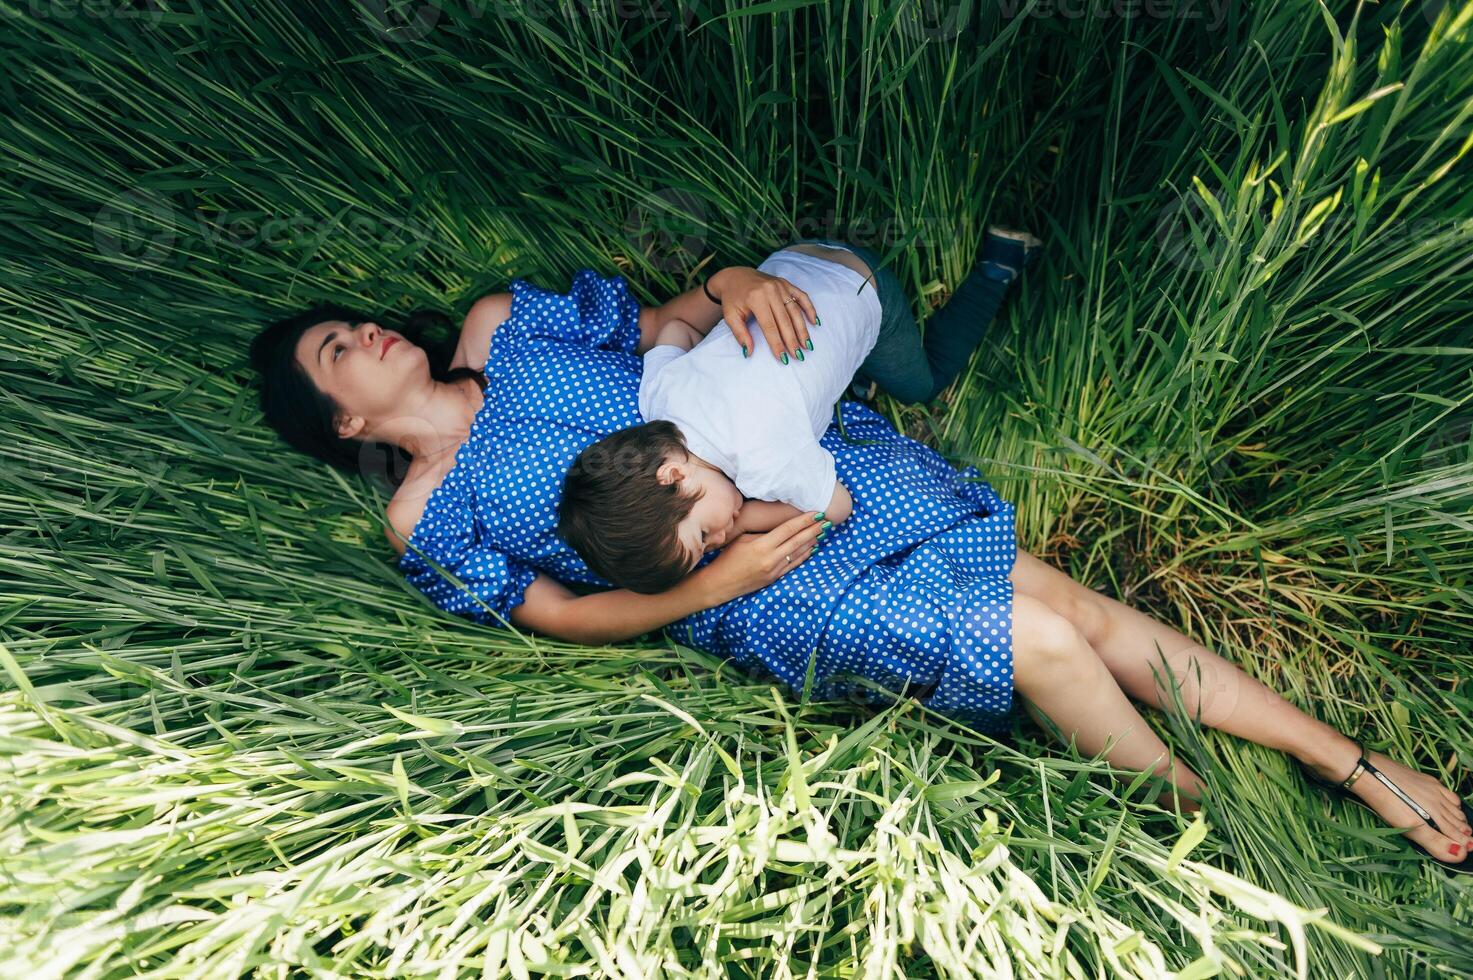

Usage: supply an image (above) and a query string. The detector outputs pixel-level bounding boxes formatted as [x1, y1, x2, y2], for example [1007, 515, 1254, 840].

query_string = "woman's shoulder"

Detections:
[448, 291, 515, 372]
[384, 452, 462, 557]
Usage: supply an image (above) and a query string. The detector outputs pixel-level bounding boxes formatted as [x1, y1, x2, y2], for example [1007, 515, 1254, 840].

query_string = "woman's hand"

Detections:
[693, 510, 828, 603]
[709, 266, 819, 364]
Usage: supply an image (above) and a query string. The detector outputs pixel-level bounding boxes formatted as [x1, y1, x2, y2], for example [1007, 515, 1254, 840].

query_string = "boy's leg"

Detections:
[785, 238, 937, 405]
[789, 231, 1037, 405]
[921, 269, 1014, 401]
[921, 229, 1040, 401]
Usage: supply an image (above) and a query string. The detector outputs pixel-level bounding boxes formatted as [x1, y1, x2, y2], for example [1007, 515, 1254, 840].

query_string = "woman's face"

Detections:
[293, 318, 426, 438]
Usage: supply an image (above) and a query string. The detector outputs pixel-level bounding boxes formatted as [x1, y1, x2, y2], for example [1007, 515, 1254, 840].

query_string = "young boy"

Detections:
[559, 245, 879, 593]
[558, 229, 1040, 594]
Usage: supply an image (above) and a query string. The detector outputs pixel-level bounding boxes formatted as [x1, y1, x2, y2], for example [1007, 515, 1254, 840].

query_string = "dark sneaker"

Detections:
[980, 226, 1043, 284]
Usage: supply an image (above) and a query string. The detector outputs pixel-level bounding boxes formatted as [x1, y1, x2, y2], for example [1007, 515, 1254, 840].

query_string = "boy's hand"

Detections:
[655, 317, 703, 351]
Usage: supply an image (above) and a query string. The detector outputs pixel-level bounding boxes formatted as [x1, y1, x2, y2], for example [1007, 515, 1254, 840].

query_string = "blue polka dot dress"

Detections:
[397, 269, 1019, 735]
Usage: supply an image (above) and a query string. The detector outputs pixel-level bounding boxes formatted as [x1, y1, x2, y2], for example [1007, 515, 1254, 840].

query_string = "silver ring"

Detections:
[784, 554, 792, 563]
[783, 296, 797, 305]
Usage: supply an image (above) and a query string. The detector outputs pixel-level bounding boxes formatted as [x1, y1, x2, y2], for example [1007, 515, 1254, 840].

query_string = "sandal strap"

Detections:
[1332, 738, 1367, 789]
[1360, 757, 1438, 828]
[1337, 758, 1368, 790]
[1323, 739, 1444, 833]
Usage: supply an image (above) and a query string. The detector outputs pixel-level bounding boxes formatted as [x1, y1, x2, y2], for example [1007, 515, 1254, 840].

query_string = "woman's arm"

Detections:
[635, 266, 820, 363]
[454, 292, 514, 370]
[511, 510, 831, 645]
[510, 572, 718, 645]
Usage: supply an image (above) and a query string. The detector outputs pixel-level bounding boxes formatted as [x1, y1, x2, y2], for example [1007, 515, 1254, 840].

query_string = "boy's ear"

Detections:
[654, 458, 684, 487]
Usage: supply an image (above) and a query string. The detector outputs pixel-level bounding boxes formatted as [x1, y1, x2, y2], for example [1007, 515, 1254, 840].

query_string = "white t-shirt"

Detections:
[638, 247, 882, 512]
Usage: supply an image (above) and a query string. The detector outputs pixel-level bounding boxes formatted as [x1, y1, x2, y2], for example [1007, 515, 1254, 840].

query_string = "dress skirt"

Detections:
[673, 401, 1019, 737]
[808, 513, 1016, 735]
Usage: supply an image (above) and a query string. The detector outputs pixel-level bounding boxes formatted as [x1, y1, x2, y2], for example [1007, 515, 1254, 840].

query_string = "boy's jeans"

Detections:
[781, 237, 1010, 405]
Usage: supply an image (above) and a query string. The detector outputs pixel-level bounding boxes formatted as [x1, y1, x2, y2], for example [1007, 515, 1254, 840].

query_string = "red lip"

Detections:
[381, 336, 398, 358]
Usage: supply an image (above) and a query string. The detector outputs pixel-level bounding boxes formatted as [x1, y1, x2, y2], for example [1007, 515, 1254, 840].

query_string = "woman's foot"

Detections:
[1304, 744, 1473, 866]
[980, 225, 1043, 284]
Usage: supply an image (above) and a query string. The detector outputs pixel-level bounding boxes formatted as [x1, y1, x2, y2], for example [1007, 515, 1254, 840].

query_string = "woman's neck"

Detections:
[385, 375, 484, 464]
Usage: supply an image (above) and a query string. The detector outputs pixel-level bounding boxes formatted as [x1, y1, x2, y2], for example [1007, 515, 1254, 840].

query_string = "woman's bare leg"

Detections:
[1010, 593, 1206, 812]
[1010, 549, 1473, 863]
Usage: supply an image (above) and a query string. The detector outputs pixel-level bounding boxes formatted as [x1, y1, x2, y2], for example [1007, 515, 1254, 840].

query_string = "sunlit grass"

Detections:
[1, 0, 1470, 975]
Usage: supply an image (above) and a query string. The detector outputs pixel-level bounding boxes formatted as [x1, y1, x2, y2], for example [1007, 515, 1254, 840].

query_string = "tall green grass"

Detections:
[1, 0, 1470, 975]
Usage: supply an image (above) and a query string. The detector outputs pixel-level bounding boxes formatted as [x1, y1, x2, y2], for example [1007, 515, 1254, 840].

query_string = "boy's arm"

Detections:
[733, 499, 803, 534]
[823, 481, 853, 524]
[734, 480, 851, 533]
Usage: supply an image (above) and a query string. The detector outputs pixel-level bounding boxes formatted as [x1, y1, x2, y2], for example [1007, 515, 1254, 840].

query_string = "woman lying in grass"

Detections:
[251, 236, 1473, 873]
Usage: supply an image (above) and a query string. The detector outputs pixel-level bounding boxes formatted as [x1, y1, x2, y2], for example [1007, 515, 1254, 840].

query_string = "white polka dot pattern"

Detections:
[397, 268, 1020, 735]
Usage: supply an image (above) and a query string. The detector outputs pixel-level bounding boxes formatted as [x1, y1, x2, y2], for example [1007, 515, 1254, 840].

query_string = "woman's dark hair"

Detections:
[558, 420, 703, 594]
[249, 303, 488, 490]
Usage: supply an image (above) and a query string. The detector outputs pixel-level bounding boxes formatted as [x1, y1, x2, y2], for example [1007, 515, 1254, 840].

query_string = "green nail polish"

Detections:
[741, 344, 749, 358]
[816, 316, 822, 326]
[781, 352, 789, 365]
[813, 512, 825, 521]
[805, 338, 813, 351]
[817, 529, 828, 541]
[821, 520, 833, 532]
[794, 348, 804, 361]
[810, 543, 819, 553]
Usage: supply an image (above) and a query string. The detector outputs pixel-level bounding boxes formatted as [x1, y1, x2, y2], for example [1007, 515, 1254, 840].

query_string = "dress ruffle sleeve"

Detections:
[500, 269, 643, 355]
[397, 529, 539, 628]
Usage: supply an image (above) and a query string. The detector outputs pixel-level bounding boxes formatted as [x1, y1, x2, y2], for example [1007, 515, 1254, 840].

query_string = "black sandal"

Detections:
[1298, 739, 1473, 876]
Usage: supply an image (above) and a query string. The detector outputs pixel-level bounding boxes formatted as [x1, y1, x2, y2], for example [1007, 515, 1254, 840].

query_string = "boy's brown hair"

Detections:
[558, 420, 705, 594]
